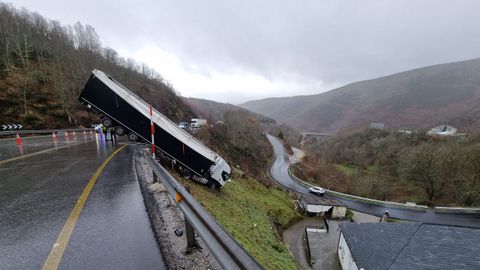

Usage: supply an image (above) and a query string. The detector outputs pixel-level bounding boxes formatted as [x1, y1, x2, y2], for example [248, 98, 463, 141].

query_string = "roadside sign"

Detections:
[2, 124, 23, 131]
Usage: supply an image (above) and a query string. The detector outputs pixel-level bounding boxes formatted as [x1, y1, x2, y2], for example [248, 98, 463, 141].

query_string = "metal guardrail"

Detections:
[0, 128, 94, 137]
[288, 167, 426, 210]
[288, 167, 480, 213]
[433, 206, 480, 214]
[146, 154, 263, 270]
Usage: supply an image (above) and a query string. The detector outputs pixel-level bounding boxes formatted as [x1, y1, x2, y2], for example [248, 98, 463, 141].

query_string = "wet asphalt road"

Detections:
[0, 133, 95, 162]
[0, 135, 165, 269]
[267, 134, 480, 228]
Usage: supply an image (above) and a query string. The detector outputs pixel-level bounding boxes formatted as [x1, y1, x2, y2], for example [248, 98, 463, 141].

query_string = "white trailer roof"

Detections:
[92, 69, 217, 162]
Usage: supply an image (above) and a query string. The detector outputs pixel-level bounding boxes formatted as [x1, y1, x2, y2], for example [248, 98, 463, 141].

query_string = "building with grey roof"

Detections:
[299, 195, 346, 219]
[337, 222, 480, 270]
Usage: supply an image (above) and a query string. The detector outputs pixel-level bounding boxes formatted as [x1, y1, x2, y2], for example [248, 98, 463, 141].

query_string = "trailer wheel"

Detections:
[101, 117, 113, 127]
[182, 169, 193, 180]
[128, 132, 139, 142]
[208, 180, 221, 190]
[115, 126, 127, 136]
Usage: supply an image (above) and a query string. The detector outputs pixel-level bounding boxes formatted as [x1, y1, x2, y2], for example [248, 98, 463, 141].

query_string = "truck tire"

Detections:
[101, 117, 113, 127]
[128, 132, 139, 142]
[208, 180, 221, 190]
[182, 168, 193, 180]
[115, 126, 127, 136]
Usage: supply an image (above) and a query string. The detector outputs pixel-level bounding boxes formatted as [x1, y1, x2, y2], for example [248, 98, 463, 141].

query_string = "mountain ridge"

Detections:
[241, 58, 480, 133]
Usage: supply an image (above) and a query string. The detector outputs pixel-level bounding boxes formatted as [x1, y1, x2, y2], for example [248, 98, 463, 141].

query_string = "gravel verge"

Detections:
[133, 147, 221, 270]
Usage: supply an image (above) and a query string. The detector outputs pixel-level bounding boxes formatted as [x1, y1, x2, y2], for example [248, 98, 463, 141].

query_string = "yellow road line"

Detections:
[41, 144, 128, 270]
[0, 141, 90, 166]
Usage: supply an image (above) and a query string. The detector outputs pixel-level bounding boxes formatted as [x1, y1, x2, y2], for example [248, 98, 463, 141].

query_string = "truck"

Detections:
[78, 69, 231, 188]
[190, 118, 207, 129]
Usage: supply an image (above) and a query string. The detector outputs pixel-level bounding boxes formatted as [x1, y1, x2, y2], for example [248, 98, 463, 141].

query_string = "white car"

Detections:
[309, 186, 326, 196]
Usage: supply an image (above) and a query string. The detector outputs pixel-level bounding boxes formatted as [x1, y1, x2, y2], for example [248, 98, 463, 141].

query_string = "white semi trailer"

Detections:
[79, 69, 231, 188]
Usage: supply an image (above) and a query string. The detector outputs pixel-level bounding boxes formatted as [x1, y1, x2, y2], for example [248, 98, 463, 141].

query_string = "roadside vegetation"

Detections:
[0, 4, 193, 128]
[294, 128, 480, 207]
[178, 173, 301, 270]
[196, 110, 273, 183]
[185, 109, 303, 269]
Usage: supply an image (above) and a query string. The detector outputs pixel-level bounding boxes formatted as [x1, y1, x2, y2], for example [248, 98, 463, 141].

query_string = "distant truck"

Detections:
[190, 118, 207, 129]
[78, 69, 231, 188]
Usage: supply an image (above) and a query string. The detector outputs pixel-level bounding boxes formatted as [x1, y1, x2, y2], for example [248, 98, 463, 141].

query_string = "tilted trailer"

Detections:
[79, 69, 231, 188]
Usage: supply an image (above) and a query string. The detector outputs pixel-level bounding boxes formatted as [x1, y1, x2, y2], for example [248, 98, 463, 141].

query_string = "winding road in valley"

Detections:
[267, 134, 480, 228]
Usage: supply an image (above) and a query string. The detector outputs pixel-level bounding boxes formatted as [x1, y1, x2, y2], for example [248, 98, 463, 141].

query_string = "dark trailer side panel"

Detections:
[79, 73, 215, 176]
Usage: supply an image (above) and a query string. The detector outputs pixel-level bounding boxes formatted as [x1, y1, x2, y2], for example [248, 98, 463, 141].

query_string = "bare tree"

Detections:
[399, 143, 447, 201]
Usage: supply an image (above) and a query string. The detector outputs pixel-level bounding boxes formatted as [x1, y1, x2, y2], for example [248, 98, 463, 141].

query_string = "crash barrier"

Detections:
[288, 167, 480, 213]
[288, 167, 426, 211]
[146, 154, 263, 270]
[0, 128, 94, 137]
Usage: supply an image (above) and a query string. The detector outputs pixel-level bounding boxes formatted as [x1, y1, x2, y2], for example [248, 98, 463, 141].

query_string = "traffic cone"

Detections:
[52, 132, 57, 140]
[16, 133, 22, 145]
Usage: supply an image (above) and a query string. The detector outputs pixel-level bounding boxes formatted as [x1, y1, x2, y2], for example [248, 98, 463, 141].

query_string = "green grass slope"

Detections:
[180, 175, 301, 270]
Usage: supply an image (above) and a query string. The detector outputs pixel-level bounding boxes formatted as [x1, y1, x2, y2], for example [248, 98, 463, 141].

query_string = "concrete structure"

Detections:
[305, 220, 329, 266]
[299, 195, 347, 219]
[338, 232, 358, 270]
[337, 222, 480, 270]
[300, 132, 332, 148]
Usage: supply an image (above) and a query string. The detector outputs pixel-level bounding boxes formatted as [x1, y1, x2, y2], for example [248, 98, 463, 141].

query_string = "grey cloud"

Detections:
[9, 0, 480, 99]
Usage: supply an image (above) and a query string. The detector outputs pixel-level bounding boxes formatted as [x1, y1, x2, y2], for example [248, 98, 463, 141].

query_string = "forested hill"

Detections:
[184, 97, 276, 124]
[0, 3, 194, 129]
[241, 58, 480, 133]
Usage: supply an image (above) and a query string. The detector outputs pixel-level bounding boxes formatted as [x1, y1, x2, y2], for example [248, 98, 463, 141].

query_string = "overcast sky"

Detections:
[7, 0, 480, 104]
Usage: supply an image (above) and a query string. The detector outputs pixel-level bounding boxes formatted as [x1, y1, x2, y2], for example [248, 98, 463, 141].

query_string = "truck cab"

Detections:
[190, 118, 207, 129]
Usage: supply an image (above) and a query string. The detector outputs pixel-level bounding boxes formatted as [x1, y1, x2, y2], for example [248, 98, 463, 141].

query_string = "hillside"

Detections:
[0, 4, 193, 129]
[184, 97, 275, 124]
[185, 97, 301, 147]
[241, 58, 480, 133]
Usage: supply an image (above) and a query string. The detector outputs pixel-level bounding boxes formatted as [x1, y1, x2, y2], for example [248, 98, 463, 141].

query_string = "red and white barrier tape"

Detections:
[150, 105, 155, 158]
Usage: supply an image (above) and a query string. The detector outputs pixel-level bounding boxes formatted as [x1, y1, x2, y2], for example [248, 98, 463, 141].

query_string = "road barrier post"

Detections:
[152, 169, 158, 183]
[184, 186, 198, 251]
[185, 218, 197, 251]
[149, 105, 155, 158]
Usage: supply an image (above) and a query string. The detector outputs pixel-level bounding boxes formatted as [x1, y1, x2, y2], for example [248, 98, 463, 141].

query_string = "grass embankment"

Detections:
[334, 164, 355, 176]
[179, 175, 301, 270]
[295, 163, 426, 204]
[335, 164, 378, 175]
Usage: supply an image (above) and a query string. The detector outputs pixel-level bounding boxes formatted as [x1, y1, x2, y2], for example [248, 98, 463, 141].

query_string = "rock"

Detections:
[148, 182, 166, 193]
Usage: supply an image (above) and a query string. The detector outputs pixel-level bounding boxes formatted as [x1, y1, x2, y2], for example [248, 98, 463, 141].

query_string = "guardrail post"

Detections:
[184, 186, 199, 252]
[153, 169, 158, 183]
[185, 218, 198, 252]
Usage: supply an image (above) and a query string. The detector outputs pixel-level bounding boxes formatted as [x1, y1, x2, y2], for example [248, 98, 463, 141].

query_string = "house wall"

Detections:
[332, 206, 347, 219]
[338, 233, 358, 270]
[307, 204, 332, 213]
